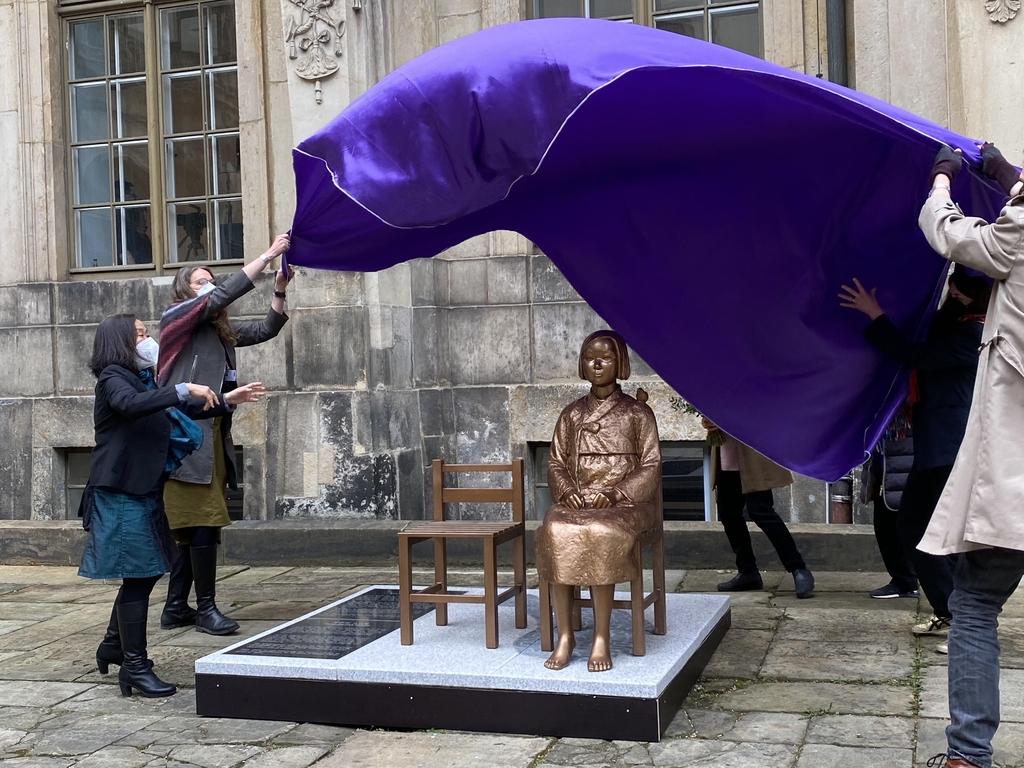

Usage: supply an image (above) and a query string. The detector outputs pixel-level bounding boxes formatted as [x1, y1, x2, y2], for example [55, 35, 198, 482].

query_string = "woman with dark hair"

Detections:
[158, 233, 292, 636]
[81, 314, 263, 697]
[840, 264, 989, 644]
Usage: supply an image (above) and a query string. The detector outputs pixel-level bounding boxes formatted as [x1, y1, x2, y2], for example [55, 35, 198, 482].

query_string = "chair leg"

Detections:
[630, 568, 646, 656]
[652, 536, 667, 636]
[434, 536, 448, 627]
[483, 537, 498, 649]
[539, 577, 553, 652]
[572, 586, 583, 631]
[398, 537, 414, 646]
[513, 534, 527, 629]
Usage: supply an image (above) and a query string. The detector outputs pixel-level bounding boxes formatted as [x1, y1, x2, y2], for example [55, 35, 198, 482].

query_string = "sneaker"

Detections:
[935, 642, 948, 655]
[870, 583, 920, 599]
[913, 615, 952, 637]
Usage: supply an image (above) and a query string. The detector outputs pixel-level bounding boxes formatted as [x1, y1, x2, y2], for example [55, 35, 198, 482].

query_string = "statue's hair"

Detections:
[577, 329, 631, 381]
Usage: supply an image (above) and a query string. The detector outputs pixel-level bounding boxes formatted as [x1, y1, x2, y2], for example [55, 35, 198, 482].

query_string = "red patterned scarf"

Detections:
[156, 294, 212, 386]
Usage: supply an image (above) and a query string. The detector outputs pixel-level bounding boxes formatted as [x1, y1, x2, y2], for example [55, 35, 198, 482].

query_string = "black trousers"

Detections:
[717, 470, 806, 574]
[897, 464, 958, 618]
[872, 494, 918, 592]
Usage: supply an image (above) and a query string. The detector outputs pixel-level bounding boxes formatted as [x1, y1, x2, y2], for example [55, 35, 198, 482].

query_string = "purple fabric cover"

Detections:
[287, 18, 1011, 481]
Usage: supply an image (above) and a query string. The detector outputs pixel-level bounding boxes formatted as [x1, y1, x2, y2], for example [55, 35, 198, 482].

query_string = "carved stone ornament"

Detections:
[285, 0, 346, 104]
[985, 0, 1020, 22]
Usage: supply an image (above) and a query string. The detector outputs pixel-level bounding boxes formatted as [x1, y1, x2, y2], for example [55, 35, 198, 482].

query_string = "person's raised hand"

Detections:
[265, 233, 291, 261]
[839, 278, 884, 320]
[979, 142, 1023, 194]
[564, 492, 585, 510]
[185, 383, 218, 411]
[930, 146, 962, 186]
[274, 265, 294, 292]
[226, 382, 266, 405]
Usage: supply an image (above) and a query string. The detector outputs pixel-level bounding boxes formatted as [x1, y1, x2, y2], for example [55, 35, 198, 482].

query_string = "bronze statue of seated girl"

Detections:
[535, 329, 661, 672]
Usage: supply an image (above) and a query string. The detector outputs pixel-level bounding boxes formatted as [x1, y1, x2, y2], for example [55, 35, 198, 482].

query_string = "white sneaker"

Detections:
[935, 642, 948, 655]
[913, 615, 952, 637]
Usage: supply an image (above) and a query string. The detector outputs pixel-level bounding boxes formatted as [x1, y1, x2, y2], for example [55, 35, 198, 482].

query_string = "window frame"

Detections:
[60, 0, 244, 278]
[530, 0, 764, 59]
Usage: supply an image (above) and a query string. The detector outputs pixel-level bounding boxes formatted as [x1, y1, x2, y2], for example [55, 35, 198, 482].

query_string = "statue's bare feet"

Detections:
[588, 635, 613, 672]
[544, 636, 575, 670]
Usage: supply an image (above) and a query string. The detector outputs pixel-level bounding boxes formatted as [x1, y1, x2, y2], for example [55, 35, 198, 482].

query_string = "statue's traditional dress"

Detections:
[535, 386, 661, 585]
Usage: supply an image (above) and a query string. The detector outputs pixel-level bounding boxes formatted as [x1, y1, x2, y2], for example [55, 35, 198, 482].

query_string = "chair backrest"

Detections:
[432, 459, 524, 523]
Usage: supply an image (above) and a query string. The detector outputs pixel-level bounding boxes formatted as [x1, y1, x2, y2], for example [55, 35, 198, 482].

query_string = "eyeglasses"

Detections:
[191, 277, 216, 287]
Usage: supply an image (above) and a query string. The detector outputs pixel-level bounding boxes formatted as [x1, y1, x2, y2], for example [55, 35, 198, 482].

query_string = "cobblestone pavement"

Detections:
[1, 565, 1023, 768]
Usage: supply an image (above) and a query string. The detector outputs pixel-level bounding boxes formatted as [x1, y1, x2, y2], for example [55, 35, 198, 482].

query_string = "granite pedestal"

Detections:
[194, 586, 730, 741]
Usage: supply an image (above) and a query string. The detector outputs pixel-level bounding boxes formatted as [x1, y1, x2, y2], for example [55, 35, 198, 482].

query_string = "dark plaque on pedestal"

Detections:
[227, 588, 433, 660]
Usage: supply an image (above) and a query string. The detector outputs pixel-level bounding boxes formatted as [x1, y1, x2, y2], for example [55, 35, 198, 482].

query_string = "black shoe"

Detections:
[116, 600, 176, 698]
[161, 544, 198, 630]
[869, 582, 919, 599]
[717, 572, 763, 592]
[191, 544, 239, 636]
[793, 568, 815, 599]
[96, 593, 152, 674]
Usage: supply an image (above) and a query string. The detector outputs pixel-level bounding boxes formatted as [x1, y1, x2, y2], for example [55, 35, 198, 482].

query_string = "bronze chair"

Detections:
[537, 480, 667, 656]
[398, 459, 527, 649]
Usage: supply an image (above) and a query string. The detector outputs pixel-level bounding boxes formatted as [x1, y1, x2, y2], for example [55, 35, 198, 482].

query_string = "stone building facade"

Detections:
[0, 0, 1021, 527]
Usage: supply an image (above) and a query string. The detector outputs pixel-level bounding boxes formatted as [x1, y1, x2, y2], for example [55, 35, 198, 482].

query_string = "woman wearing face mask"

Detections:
[80, 315, 264, 697]
[840, 265, 990, 646]
[157, 234, 292, 636]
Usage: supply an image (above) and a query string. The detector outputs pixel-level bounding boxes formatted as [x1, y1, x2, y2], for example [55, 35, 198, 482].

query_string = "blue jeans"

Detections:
[946, 547, 1024, 767]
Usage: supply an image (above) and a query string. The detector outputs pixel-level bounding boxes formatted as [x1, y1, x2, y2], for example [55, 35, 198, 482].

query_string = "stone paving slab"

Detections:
[795, 744, 914, 767]
[1, 565, 1024, 768]
[314, 731, 551, 767]
[711, 681, 915, 716]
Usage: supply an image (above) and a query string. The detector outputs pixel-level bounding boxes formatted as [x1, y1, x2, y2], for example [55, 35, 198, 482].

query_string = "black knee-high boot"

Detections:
[96, 589, 153, 673]
[160, 544, 197, 629]
[191, 545, 238, 635]
[117, 600, 176, 698]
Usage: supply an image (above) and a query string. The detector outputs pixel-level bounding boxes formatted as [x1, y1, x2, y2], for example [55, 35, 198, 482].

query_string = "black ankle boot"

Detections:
[717, 572, 763, 592]
[793, 568, 815, 599]
[116, 600, 176, 698]
[191, 544, 238, 636]
[161, 545, 198, 630]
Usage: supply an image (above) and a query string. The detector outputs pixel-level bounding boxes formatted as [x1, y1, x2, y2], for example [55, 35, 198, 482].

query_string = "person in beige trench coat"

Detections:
[915, 143, 1024, 768]
[702, 419, 815, 598]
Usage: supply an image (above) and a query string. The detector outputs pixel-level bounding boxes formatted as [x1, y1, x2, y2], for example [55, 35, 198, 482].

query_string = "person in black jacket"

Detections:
[80, 314, 263, 698]
[840, 265, 989, 639]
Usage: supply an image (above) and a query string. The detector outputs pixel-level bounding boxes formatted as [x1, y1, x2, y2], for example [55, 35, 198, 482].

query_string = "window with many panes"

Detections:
[532, 0, 761, 59]
[65, 0, 241, 272]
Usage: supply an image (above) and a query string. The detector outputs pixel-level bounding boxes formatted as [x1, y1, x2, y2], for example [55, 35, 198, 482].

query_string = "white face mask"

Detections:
[196, 281, 216, 297]
[136, 336, 160, 369]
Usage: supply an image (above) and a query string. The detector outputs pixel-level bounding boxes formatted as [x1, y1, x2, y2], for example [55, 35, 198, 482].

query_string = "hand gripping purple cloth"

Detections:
[288, 18, 1009, 482]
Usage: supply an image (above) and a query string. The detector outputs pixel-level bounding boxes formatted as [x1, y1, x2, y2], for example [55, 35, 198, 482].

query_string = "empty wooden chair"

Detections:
[398, 459, 526, 649]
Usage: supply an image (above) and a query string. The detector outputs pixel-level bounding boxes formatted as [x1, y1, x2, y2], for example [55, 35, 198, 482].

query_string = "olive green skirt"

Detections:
[163, 417, 231, 538]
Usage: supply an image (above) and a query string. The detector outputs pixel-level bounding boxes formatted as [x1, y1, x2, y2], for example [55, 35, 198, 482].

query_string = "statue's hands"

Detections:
[701, 416, 719, 432]
[564, 492, 586, 509]
[593, 489, 621, 509]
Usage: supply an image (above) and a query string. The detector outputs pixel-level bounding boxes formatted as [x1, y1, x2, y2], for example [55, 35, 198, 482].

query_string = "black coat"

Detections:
[863, 310, 983, 470]
[89, 366, 229, 496]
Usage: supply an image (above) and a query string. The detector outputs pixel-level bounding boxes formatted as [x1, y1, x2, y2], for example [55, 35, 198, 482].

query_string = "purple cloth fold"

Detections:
[288, 18, 1010, 481]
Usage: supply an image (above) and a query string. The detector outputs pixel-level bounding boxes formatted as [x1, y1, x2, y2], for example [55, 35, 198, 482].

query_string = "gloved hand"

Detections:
[980, 142, 1023, 194]
[930, 146, 962, 186]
